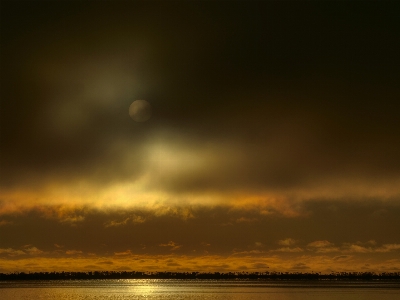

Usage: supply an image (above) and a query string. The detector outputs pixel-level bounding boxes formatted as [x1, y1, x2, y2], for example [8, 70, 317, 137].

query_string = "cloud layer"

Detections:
[1, 1, 400, 273]
[2, 2, 400, 211]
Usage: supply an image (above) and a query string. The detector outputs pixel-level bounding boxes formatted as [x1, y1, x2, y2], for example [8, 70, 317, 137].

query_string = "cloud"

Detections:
[232, 250, 264, 256]
[345, 245, 371, 253]
[278, 238, 297, 246]
[1, 1, 399, 277]
[0, 248, 26, 256]
[332, 255, 352, 261]
[0, 1, 400, 225]
[114, 250, 133, 256]
[0, 202, 399, 260]
[66, 250, 83, 255]
[131, 215, 146, 224]
[97, 261, 114, 265]
[159, 241, 182, 251]
[104, 218, 130, 228]
[307, 240, 334, 248]
[0, 246, 43, 256]
[307, 240, 340, 253]
[1, 250, 400, 273]
[272, 247, 304, 253]
[340, 243, 400, 254]
[375, 244, 400, 253]
[25, 247, 43, 255]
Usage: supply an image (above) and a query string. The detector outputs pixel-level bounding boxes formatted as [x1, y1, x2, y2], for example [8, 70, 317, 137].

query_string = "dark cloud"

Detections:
[1, 1, 400, 197]
[1, 1, 400, 273]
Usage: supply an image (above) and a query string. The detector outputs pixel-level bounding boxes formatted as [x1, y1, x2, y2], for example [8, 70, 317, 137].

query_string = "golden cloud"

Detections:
[1, 253, 400, 274]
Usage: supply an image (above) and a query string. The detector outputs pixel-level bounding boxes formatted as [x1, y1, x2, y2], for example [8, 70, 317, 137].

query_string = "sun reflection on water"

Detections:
[127, 279, 158, 297]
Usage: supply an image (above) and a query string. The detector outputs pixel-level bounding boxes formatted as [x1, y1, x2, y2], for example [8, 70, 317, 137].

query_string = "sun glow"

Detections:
[128, 280, 158, 296]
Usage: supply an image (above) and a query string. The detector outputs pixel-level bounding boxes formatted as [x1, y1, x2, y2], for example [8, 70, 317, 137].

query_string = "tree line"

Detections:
[1, 271, 399, 280]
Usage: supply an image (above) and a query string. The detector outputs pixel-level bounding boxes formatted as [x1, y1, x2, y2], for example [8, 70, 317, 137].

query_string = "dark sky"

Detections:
[1, 1, 400, 273]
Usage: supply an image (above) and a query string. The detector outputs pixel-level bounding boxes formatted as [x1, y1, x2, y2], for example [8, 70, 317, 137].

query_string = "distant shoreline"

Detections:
[1, 271, 399, 281]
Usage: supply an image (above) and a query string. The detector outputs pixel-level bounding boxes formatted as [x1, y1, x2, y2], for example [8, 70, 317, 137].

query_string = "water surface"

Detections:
[1, 279, 399, 299]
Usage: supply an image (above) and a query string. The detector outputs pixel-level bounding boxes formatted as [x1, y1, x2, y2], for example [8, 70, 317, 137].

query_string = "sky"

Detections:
[1, 1, 400, 274]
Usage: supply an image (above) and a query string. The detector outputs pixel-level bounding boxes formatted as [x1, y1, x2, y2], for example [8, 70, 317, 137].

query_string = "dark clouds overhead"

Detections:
[1, 0, 400, 273]
[2, 2, 400, 194]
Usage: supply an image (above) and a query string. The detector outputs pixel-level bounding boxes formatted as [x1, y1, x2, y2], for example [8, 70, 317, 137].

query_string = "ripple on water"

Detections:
[1, 280, 399, 300]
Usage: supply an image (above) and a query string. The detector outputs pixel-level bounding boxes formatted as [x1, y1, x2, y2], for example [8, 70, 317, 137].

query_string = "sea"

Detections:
[1, 279, 399, 300]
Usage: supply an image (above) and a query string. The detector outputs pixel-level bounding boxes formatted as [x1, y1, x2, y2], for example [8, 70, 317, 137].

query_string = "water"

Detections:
[1, 279, 399, 299]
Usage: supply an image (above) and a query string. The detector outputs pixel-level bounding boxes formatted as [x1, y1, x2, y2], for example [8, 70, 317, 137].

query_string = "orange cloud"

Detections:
[1, 253, 400, 274]
[114, 250, 133, 256]
[159, 241, 182, 251]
